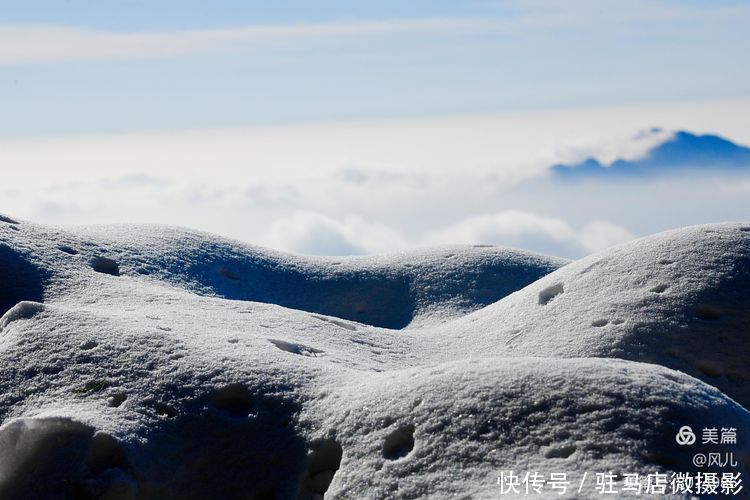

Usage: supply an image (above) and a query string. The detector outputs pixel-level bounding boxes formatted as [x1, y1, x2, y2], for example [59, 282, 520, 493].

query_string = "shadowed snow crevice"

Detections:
[301, 437, 343, 497]
[383, 424, 415, 460]
[91, 256, 120, 276]
[538, 283, 564, 305]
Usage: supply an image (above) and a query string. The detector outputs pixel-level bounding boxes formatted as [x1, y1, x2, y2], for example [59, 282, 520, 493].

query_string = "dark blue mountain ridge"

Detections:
[551, 129, 750, 179]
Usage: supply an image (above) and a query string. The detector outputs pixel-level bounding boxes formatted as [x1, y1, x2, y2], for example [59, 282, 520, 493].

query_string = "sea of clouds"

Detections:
[3, 102, 750, 258]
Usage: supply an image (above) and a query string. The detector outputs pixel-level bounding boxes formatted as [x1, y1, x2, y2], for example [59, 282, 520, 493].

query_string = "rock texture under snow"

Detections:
[1, 214, 749, 499]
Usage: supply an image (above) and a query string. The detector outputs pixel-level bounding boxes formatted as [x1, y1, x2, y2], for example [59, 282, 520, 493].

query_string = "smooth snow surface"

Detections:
[1, 215, 749, 499]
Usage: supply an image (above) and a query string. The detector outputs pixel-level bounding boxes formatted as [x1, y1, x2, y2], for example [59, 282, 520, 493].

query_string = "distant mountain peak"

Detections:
[551, 129, 750, 179]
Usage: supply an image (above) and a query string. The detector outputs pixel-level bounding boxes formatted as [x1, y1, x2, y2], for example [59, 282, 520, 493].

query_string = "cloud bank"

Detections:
[3, 103, 750, 259]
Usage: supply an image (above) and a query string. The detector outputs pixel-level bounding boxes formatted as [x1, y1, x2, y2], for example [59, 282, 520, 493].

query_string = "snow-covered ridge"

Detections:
[0, 214, 749, 498]
[0, 217, 566, 329]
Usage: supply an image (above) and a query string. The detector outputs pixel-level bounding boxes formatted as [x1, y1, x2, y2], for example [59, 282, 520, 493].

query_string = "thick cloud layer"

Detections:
[3, 115, 750, 258]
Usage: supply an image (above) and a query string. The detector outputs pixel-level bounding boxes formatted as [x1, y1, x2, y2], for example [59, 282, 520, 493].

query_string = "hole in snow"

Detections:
[212, 384, 252, 418]
[611, 319, 625, 325]
[156, 403, 177, 418]
[218, 266, 240, 281]
[302, 437, 343, 496]
[658, 259, 675, 265]
[591, 319, 609, 327]
[268, 339, 323, 357]
[80, 340, 98, 350]
[92, 257, 120, 276]
[383, 424, 415, 460]
[57, 245, 78, 255]
[0, 215, 19, 224]
[739, 227, 750, 232]
[538, 283, 564, 306]
[649, 284, 669, 293]
[694, 304, 722, 321]
[85, 432, 128, 475]
[108, 393, 127, 408]
[544, 444, 576, 459]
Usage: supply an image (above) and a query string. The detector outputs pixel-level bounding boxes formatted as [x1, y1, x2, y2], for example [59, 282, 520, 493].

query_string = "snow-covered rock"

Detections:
[0, 214, 748, 499]
[436, 223, 750, 409]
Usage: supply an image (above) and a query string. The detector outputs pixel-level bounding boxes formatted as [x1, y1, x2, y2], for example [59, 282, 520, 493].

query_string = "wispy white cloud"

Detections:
[4, 0, 747, 66]
[555, 128, 675, 168]
[424, 211, 634, 257]
[263, 211, 409, 256]
[0, 18, 510, 65]
[256, 209, 635, 258]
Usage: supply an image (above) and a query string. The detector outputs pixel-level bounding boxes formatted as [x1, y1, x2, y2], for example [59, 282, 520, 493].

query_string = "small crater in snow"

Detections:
[80, 340, 98, 350]
[538, 283, 564, 306]
[86, 432, 129, 475]
[212, 384, 253, 418]
[156, 403, 178, 418]
[591, 319, 609, 328]
[649, 284, 669, 293]
[740, 227, 750, 232]
[694, 304, 722, 321]
[218, 266, 240, 281]
[383, 424, 415, 460]
[57, 245, 78, 255]
[0, 215, 19, 224]
[91, 256, 120, 276]
[658, 259, 675, 265]
[544, 444, 576, 459]
[302, 437, 343, 496]
[108, 393, 127, 407]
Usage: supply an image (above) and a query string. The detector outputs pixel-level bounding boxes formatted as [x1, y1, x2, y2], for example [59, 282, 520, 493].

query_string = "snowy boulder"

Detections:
[1, 221, 566, 328]
[1, 216, 749, 498]
[440, 223, 750, 408]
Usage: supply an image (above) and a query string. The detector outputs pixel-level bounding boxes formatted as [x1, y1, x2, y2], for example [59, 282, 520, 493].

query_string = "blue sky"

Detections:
[2, 1, 749, 137]
[2, 1, 750, 257]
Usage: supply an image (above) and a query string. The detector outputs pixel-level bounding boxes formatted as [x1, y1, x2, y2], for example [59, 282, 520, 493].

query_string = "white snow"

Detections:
[0, 214, 748, 498]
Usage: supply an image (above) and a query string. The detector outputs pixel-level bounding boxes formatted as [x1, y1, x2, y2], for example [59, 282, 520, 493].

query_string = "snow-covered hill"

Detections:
[0, 214, 748, 498]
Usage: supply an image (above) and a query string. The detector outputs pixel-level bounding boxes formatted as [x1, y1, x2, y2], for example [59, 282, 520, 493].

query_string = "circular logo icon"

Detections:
[676, 425, 696, 446]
